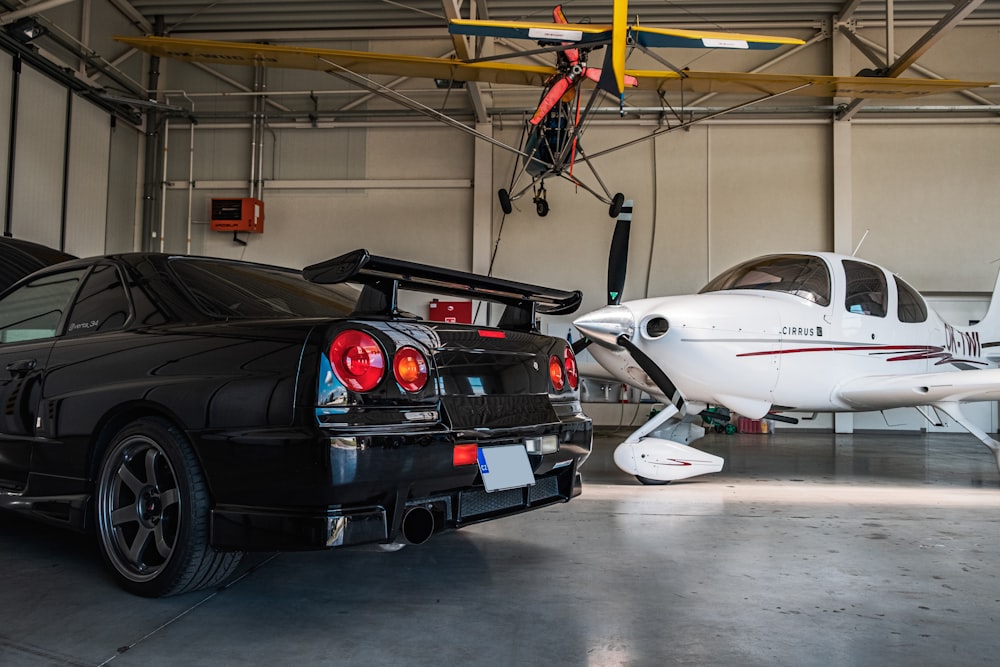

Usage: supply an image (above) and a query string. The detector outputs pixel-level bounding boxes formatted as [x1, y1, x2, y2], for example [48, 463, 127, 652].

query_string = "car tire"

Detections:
[95, 417, 242, 597]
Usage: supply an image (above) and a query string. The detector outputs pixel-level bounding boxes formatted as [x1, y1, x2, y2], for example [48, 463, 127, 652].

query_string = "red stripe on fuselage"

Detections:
[737, 345, 937, 358]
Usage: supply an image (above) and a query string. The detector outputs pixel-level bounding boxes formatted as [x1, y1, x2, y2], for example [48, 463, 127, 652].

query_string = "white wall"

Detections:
[9, 64, 68, 248]
[64, 99, 112, 257]
[1, 53, 124, 256]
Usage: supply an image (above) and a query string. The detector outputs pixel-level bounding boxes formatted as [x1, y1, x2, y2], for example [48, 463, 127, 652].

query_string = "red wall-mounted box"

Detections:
[210, 198, 264, 233]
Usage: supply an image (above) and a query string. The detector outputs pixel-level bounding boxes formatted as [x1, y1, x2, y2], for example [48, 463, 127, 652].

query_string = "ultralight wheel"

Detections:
[609, 192, 625, 218]
[498, 188, 513, 215]
[535, 198, 550, 217]
[636, 475, 671, 486]
[95, 417, 242, 597]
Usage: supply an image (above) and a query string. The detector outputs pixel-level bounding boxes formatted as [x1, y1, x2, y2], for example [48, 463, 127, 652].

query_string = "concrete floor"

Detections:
[1, 430, 998, 667]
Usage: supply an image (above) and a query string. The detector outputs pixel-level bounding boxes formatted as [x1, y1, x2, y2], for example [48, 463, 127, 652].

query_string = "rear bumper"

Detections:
[210, 466, 583, 550]
[201, 405, 591, 550]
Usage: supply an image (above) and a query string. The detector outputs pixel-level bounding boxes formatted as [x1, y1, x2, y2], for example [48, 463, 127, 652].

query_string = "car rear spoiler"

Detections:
[303, 249, 582, 331]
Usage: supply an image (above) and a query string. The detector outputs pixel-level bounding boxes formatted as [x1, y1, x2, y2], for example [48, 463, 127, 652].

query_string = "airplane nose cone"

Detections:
[573, 305, 636, 347]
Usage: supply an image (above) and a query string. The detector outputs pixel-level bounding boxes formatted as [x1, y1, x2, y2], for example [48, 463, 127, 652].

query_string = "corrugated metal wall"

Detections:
[0, 54, 135, 256]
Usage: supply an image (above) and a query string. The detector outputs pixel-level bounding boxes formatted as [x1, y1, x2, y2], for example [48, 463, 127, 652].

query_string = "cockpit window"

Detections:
[843, 259, 887, 318]
[894, 275, 928, 323]
[700, 254, 831, 306]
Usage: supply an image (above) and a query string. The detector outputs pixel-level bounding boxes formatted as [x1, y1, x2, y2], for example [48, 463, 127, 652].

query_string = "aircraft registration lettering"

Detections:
[701, 38, 749, 49]
[944, 323, 981, 359]
[528, 28, 584, 41]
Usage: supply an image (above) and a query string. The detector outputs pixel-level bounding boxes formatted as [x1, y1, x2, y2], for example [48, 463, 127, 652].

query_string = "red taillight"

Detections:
[564, 345, 579, 390]
[453, 443, 479, 467]
[549, 355, 565, 391]
[479, 330, 506, 339]
[329, 330, 385, 392]
[393, 346, 429, 393]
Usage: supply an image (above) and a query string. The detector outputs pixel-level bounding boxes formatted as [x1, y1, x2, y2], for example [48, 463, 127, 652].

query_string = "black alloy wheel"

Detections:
[95, 417, 242, 597]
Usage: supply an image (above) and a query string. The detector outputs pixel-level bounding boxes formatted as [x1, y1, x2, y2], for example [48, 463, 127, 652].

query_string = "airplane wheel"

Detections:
[609, 193, 625, 218]
[636, 475, 671, 486]
[535, 198, 549, 217]
[498, 189, 513, 215]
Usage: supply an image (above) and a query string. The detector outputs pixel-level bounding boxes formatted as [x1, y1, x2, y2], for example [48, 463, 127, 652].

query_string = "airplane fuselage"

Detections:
[578, 252, 997, 420]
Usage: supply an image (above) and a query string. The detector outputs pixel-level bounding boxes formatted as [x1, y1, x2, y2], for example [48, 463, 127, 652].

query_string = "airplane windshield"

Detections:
[699, 254, 831, 306]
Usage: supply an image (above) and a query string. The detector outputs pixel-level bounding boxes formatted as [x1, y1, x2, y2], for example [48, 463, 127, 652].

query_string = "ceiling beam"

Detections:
[443, 0, 488, 123]
[886, 0, 985, 77]
[837, 0, 986, 121]
[846, 31, 998, 108]
[335, 47, 458, 114]
[0, 0, 77, 26]
[106, 0, 151, 33]
[837, 0, 865, 23]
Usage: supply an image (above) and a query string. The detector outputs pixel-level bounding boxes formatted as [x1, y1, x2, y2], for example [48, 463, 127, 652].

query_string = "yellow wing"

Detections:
[448, 18, 611, 45]
[628, 69, 994, 98]
[117, 36, 992, 99]
[631, 26, 804, 49]
[448, 18, 805, 51]
[116, 36, 554, 87]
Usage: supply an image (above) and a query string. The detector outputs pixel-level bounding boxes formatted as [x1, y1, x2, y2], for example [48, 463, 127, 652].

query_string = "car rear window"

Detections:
[168, 257, 357, 319]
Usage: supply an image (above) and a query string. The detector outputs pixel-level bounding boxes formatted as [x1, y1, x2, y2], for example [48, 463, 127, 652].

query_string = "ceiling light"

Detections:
[5, 17, 48, 43]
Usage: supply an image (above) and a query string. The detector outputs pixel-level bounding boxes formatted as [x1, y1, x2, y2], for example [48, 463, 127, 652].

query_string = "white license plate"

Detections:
[477, 444, 535, 492]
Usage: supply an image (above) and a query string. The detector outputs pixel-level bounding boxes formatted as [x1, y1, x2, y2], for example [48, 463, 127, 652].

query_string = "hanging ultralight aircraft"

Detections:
[573, 212, 1000, 484]
[116, 1, 992, 217]
[450, 3, 803, 218]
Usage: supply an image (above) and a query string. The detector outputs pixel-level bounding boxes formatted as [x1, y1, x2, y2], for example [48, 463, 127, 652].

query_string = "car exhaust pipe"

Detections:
[400, 506, 436, 545]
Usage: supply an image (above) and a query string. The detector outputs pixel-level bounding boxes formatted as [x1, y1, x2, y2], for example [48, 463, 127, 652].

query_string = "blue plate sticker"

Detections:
[477, 449, 490, 474]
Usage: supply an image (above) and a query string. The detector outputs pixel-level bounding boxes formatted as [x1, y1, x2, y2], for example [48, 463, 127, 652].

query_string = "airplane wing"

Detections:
[449, 19, 804, 51]
[448, 18, 612, 46]
[834, 368, 1000, 411]
[116, 36, 553, 87]
[632, 26, 804, 50]
[627, 69, 994, 98]
[117, 36, 993, 99]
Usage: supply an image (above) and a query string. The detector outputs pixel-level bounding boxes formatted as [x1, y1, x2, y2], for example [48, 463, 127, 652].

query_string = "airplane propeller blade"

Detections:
[573, 199, 632, 355]
[616, 333, 686, 412]
[607, 201, 632, 305]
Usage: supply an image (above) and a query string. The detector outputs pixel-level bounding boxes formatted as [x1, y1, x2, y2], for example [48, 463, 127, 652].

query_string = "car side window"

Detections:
[65, 264, 132, 337]
[843, 260, 887, 318]
[894, 275, 928, 323]
[0, 268, 88, 343]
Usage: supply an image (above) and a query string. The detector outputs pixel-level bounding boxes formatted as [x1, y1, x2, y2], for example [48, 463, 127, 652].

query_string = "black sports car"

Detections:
[0, 248, 592, 596]
[0, 235, 76, 293]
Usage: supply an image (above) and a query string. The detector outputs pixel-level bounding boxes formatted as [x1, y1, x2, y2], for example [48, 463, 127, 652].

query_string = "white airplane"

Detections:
[573, 212, 1000, 484]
